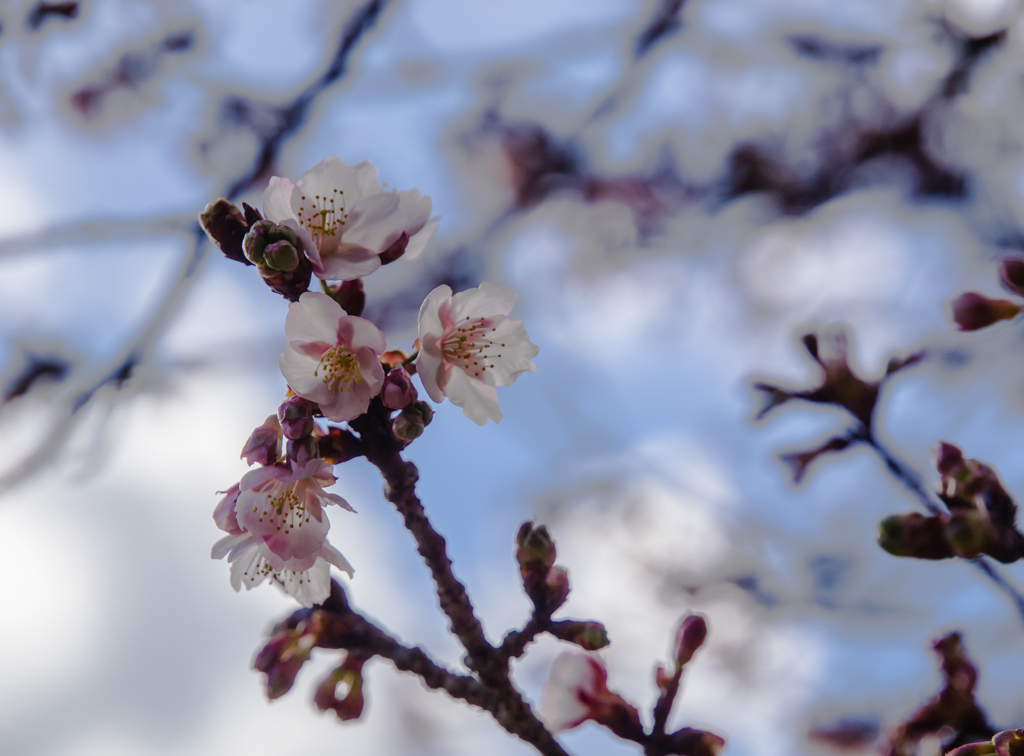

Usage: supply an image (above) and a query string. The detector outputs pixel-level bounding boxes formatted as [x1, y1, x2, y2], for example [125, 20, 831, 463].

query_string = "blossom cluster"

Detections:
[201, 156, 539, 606]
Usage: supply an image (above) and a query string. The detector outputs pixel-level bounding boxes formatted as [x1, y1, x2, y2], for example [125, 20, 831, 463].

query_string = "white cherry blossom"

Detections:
[538, 652, 609, 732]
[262, 156, 433, 280]
[415, 282, 538, 425]
[279, 291, 386, 422]
[211, 459, 355, 607]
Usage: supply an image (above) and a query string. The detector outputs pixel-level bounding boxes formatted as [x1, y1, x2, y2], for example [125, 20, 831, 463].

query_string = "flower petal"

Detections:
[337, 315, 387, 354]
[263, 177, 296, 223]
[404, 217, 438, 261]
[450, 281, 518, 320]
[415, 334, 447, 403]
[321, 541, 355, 578]
[286, 292, 345, 341]
[445, 365, 503, 425]
[314, 244, 382, 281]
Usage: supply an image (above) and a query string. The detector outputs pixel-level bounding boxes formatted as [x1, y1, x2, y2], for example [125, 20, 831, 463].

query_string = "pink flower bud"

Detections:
[277, 396, 315, 440]
[382, 367, 417, 410]
[950, 292, 1021, 331]
[544, 566, 570, 611]
[240, 415, 282, 466]
[674, 613, 708, 666]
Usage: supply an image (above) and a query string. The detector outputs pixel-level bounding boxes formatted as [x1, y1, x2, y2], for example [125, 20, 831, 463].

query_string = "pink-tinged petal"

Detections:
[336, 315, 387, 354]
[450, 281, 518, 320]
[346, 159, 382, 200]
[473, 315, 539, 388]
[355, 345, 386, 393]
[285, 292, 345, 343]
[213, 484, 242, 534]
[404, 217, 438, 261]
[314, 244, 382, 281]
[280, 346, 331, 400]
[417, 284, 453, 342]
[320, 491, 355, 512]
[212, 532, 251, 561]
[283, 558, 331, 607]
[289, 458, 336, 485]
[343, 191, 427, 252]
[252, 499, 330, 563]
[445, 366, 503, 425]
[318, 384, 372, 422]
[262, 177, 296, 223]
[239, 463, 290, 492]
[415, 335, 448, 402]
[321, 542, 355, 578]
[229, 541, 265, 591]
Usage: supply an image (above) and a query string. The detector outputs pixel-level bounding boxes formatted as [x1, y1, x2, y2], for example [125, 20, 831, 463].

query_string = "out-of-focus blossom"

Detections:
[240, 414, 282, 466]
[212, 459, 355, 607]
[415, 282, 538, 425]
[280, 292, 386, 422]
[262, 156, 433, 280]
[538, 652, 641, 739]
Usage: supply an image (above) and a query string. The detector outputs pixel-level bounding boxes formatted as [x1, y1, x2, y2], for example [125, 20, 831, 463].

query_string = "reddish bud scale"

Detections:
[951, 292, 1021, 331]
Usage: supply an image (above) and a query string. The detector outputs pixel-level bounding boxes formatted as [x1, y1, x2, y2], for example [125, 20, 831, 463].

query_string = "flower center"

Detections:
[314, 345, 362, 391]
[295, 189, 348, 248]
[441, 316, 505, 380]
[252, 484, 312, 535]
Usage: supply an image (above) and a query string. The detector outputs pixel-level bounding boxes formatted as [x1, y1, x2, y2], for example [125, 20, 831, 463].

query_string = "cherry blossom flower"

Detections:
[538, 652, 609, 731]
[280, 291, 386, 422]
[211, 459, 355, 607]
[415, 282, 538, 425]
[262, 156, 433, 281]
[538, 652, 641, 736]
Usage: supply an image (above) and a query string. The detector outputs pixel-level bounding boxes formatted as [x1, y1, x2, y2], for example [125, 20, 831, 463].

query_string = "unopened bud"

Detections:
[240, 414, 282, 466]
[994, 729, 1024, 756]
[951, 292, 1021, 331]
[934, 441, 965, 478]
[287, 436, 318, 466]
[199, 199, 251, 265]
[278, 396, 315, 440]
[674, 613, 708, 666]
[264, 240, 300, 272]
[549, 620, 609, 651]
[243, 220, 299, 266]
[314, 653, 369, 721]
[945, 511, 987, 559]
[544, 566, 570, 611]
[324, 278, 366, 317]
[878, 513, 954, 560]
[1000, 255, 1024, 297]
[516, 522, 557, 605]
[254, 618, 321, 700]
[382, 368, 417, 410]
[392, 401, 434, 442]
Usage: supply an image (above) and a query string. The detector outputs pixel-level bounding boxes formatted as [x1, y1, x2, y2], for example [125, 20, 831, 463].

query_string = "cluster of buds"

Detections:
[878, 442, 1024, 563]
